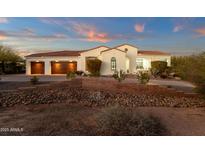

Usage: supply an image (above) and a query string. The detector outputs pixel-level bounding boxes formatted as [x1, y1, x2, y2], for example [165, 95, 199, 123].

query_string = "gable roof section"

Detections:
[114, 43, 139, 49]
[26, 46, 109, 57]
[138, 50, 170, 55]
[100, 48, 127, 54]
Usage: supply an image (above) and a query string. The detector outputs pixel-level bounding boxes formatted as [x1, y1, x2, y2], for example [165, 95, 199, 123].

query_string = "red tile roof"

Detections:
[26, 46, 170, 58]
[26, 46, 109, 57]
[26, 50, 83, 57]
[138, 50, 170, 55]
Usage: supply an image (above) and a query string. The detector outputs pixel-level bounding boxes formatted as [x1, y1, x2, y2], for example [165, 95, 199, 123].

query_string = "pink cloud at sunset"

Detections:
[0, 17, 8, 23]
[0, 31, 7, 40]
[72, 23, 111, 43]
[194, 27, 205, 37]
[134, 24, 145, 32]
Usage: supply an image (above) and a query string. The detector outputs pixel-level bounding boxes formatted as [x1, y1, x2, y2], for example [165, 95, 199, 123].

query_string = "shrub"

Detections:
[172, 53, 205, 96]
[30, 76, 39, 85]
[86, 59, 102, 76]
[112, 70, 126, 82]
[160, 72, 168, 79]
[82, 72, 88, 77]
[136, 71, 150, 84]
[96, 106, 166, 136]
[66, 72, 76, 80]
[195, 84, 205, 97]
[151, 61, 168, 77]
[171, 53, 205, 85]
[75, 71, 84, 76]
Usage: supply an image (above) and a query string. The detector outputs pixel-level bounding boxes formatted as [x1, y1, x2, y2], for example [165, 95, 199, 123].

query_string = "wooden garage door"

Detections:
[31, 62, 45, 74]
[51, 62, 77, 74]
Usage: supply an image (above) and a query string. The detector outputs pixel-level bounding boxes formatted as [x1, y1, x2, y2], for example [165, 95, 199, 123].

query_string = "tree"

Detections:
[0, 45, 22, 74]
[150, 61, 168, 77]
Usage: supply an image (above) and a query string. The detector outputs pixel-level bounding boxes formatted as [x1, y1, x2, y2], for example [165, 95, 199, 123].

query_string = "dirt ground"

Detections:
[0, 103, 205, 136]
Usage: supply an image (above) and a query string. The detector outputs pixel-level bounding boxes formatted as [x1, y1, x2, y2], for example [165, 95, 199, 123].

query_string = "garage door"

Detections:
[31, 62, 45, 74]
[51, 61, 77, 74]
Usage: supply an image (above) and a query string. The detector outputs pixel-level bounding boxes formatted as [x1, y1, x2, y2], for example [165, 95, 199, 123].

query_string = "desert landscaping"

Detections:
[0, 77, 205, 136]
[0, 30, 205, 136]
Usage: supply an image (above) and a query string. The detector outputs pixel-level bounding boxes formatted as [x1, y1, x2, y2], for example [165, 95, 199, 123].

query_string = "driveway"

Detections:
[149, 79, 196, 93]
[0, 74, 196, 93]
[0, 74, 67, 82]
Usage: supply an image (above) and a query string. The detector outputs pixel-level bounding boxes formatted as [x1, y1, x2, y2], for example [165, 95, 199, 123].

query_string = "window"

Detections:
[160, 58, 168, 62]
[111, 57, 116, 71]
[136, 58, 143, 69]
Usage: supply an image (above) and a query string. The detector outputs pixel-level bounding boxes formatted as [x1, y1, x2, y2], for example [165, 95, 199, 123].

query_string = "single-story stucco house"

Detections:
[25, 44, 171, 75]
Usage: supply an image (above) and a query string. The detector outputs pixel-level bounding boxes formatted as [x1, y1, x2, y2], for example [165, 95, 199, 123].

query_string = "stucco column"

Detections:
[26, 60, 31, 75]
[44, 60, 51, 75]
[76, 59, 81, 71]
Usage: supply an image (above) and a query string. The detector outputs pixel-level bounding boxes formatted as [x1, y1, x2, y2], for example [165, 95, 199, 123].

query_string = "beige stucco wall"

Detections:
[100, 49, 126, 75]
[116, 44, 139, 73]
[80, 46, 109, 72]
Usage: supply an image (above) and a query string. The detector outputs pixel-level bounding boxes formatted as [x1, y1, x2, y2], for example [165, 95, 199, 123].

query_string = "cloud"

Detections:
[71, 22, 111, 43]
[40, 18, 150, 42]
[0, 31, 7, 40]
[39, 17, 72, 31]
[71, 22, 153, 42]
[172, 18, 195, 33]
[0, 28, 68, 41]
[173, 25, 183, 32]
[134, 24, 145, 32]
[194, 27, 205, 37]
[40, 18, 65, 25]
[0, 17, 8, 23]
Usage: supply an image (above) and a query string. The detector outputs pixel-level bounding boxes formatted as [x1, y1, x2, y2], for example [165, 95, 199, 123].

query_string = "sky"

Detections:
[0, 17, 205, 56]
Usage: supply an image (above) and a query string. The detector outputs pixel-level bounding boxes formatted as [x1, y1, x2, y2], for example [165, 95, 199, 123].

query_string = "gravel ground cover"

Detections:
[0, 80, 204, 108]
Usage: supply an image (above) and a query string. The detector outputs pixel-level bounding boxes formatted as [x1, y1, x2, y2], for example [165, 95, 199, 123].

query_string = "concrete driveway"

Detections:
[148, 79, 196, 93]
[0, 74, 67, 82]
[0, 74, 196, 93]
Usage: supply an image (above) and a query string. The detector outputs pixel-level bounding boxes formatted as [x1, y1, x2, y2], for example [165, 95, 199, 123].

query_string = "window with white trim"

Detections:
[111, 57, 116, 71]
[136, 58, 144, 69]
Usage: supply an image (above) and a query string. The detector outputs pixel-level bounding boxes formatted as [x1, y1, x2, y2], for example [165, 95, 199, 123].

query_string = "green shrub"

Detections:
[30, 76, 39, 85]
[151, 61, 168, 77]
[112, 70, 126, 82]
[136, 71, 150, 84]
[96, 106, 167, 136]
[86, 59, 102, 76]
[172, 53, 205, 84]
[66, 72, 76, 80]
[171, 53, 205, 97]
